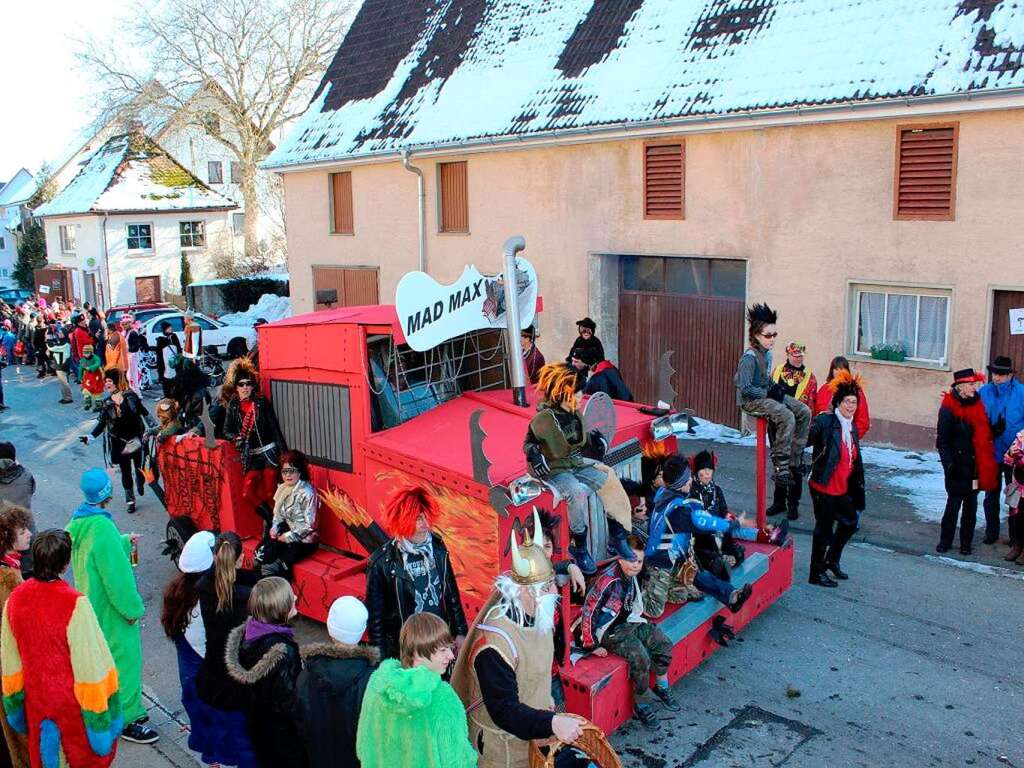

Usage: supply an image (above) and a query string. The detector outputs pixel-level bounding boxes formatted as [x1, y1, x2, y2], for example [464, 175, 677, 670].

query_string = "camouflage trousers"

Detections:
[601, 622, 674, 694]
[642, 563, 703, 619]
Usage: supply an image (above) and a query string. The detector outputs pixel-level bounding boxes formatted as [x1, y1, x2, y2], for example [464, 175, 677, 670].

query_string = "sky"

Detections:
[0, 0, 133, 185]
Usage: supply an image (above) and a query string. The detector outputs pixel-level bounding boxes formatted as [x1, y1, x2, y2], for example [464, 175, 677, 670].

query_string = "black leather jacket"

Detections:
[223, 394, 285, 471]
[806, 412, 866, 510]
[365, 534, 468, 660]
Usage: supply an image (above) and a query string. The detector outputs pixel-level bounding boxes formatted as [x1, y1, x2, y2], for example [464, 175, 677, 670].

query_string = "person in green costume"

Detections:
[66, 467, 160, 745]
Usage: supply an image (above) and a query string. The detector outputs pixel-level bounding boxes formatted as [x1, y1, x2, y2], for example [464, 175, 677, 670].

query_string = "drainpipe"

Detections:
[502, 235, 528, 407]
[401, 150, 426, 273]
[101, 213, 112, 309]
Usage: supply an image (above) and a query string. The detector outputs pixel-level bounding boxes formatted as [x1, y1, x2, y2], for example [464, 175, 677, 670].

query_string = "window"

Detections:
[59, 224, 76, 253]
[208, 161, 223, 185]
[232, 212, 245, 234]
[195, 317, 216, 330]
[270, 379, 353, 470]
[329, 171, 354, 234]
[438, 161, 468, 232]
[179, 221, 206, 248]
[126, 223, 153, 252]
[852, 286, 950, 365]
[894, 123, 958, 220]
[621, 256, 745, 299]
[230, 161, 241, 184]
[644, 141, 684, 219]
[159, 315, 185, 332]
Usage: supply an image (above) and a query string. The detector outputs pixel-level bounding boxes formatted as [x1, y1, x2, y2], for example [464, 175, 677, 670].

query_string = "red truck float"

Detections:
[158, 243, 792, 735]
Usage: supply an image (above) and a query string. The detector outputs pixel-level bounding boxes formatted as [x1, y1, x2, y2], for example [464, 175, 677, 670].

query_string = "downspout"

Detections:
[101, 213, 112, 309]
[401, 150, 426, 273]
[502, 235, 528, 407]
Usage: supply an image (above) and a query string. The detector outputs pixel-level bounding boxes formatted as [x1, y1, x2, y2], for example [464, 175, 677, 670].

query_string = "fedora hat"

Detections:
[987, 356, 1015, 375]
[575, 317, 597, 332]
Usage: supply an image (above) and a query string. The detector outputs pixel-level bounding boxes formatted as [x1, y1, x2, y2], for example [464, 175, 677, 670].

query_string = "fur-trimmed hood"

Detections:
[224, 624, 292, 685]
[300, 641, 380, 664]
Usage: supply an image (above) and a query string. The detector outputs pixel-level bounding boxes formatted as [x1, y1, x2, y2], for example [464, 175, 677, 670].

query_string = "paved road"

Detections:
[1, 368, 1021, 767]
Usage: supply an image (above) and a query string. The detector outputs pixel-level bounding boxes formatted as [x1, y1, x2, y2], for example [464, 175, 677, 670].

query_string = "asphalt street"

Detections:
[0, 367, 1021, 768]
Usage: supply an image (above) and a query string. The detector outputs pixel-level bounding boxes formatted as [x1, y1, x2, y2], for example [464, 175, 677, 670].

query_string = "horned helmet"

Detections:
[509, 508, 555, 586]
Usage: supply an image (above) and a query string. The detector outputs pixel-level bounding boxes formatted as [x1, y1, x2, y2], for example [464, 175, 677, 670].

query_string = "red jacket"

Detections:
[70, 326, 95, 360]
[816, 381, 870, 439]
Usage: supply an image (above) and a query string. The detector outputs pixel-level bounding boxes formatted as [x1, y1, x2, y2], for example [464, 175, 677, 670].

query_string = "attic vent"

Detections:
[644, 142, 684, 220]
[894, 124, 958, 220]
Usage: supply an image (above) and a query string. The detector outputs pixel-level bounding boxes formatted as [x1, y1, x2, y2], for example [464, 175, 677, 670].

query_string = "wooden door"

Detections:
[33, 267, 73, 302]
[84, 273, 98, 308]
[135, 275, 162, 303]
[990, 290, 1024, 384]
[618, 256, 746, 427]
[312, 266, 379, 309]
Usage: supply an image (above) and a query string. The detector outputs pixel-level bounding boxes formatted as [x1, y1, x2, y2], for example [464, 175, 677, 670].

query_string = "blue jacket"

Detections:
[646, 487, 733, 569]
[979, 378, 1024, 460]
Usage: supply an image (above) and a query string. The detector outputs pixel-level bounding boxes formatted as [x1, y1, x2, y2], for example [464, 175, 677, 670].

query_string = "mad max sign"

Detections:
[396, 258, 538, 351]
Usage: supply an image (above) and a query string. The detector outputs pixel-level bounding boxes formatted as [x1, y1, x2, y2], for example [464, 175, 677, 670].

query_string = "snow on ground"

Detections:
[923, 555, 1024, 581]
[676, 417, 755, 446]
[219, 294, 292, 326]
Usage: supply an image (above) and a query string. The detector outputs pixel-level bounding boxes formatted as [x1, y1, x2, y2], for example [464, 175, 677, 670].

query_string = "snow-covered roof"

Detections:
[0, 169, 36, 206]
[36, 132, 237, 217]
[265, 0, 1024, 169]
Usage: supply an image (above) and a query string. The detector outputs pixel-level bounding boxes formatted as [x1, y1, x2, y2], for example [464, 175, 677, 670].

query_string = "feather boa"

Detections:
[941, 391, 999, 491]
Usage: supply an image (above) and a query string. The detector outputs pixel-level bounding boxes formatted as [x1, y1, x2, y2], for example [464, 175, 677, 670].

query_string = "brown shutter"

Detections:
[644, 141, 684, 219]
[330, 171, 354, 234]
[439, 161, 469, 232]
[893, 123, 958, 220]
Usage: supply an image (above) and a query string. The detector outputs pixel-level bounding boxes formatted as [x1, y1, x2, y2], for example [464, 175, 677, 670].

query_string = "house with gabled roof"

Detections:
[35, 125, 236, 306]
[264, 0, 1024, 447]
[0, 169, 37, 287]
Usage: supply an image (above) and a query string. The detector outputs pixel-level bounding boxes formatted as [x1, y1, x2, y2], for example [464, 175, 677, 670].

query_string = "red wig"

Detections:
[381, 484, 440, 539]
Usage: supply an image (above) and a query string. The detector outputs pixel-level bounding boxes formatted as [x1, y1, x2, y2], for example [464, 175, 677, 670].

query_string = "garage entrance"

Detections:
[618, 255, 746, 427]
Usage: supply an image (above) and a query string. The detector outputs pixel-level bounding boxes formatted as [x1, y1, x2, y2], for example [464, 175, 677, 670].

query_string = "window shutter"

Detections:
[330, 171, 354, 234]
[894, 124, 958, 220]
[439, 161, 469, 232]
[644, 142, 684, 219]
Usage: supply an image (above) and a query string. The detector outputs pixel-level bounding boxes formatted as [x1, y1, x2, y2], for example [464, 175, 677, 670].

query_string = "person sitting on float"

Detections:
[256, 449, 319, 578]
[688, 449, 746, 581]
[523, 362, 634, 575]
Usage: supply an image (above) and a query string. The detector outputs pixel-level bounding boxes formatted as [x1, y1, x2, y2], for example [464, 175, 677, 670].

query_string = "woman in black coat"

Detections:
[805, 371, 866, 587]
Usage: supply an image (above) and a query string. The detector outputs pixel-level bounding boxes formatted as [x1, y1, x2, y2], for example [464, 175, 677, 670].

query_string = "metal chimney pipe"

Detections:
[502, 235, 528, 407]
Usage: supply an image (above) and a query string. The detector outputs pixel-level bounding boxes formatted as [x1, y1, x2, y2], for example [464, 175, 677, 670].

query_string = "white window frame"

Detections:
[849, 282, 952, 368]
[59, 224, 76, 254]
[126, 222, 154, 254]
[179, 220, 206, 249]
[208, 161, 223, 185]
[232, 212, 245, 235]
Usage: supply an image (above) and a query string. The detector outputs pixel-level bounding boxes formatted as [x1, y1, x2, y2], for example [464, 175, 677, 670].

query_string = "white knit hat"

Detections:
[178, 531, 215, 574]
[326, 596, 368, 645]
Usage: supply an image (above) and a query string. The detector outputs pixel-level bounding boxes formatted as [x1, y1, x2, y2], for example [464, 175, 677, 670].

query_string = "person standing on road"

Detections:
[0, 503, 33, 768]
[936, 369, 999, 556]
[30, 320, 47, 380]
[69, 312, 94, 384]
[806, 371, 867, 587]
[0, 443, 34, 512]
[45, 325, 74, 404]
[816, 356, 870, 439]
[103, 322, 129, 390]
[155, 320, 182, 399]
[66, 468, 158, 744]
[771, 342, 817, 519]
[978, 356, 1024, 546]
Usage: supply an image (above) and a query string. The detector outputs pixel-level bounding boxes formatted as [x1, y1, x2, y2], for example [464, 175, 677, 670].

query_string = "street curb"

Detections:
[142, 686, 201, 768]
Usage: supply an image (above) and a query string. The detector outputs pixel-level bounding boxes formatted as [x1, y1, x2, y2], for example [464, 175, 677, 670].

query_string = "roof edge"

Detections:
[264, 86, 1024, 173]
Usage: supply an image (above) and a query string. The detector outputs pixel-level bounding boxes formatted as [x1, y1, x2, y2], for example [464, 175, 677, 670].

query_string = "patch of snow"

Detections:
[923, 555, 1024, 582]
[219, 294, 292, 326]
[676, 418, 755, 446]
[850, 542, 896, 554]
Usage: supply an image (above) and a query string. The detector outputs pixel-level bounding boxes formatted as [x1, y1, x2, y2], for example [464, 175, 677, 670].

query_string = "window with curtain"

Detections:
[853, 287, 950, 364]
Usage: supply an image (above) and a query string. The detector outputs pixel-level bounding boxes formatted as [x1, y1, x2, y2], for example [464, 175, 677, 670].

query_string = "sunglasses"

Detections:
[237, 380, 254, 387]
[759, 332, 779, 339]
[281, 467, 299, 476]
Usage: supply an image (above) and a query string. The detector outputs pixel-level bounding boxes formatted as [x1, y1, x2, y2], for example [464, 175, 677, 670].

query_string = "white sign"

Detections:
[38, 285, 50, 295]
[1011, 308, 1024, 336]
[396, 258, 538, 351]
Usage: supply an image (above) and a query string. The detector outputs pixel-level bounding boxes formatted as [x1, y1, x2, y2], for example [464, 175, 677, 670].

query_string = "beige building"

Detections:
[264, 0, 1024, 448]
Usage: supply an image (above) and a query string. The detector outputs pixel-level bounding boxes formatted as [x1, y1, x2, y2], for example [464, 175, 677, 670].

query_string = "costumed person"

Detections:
[565, 317, 604, 371]
[806, 371, 866, 587]
[256, 450, 319, 578]
[0, 443, 34, 513]
[124, 316, 149, 393]
[770, 342, 817, 519]
[523, 362, 634, 574]
[45, 326, 74, 404]
[0, 503, 32, 768]
[1, 530, 122, 768]
[979, 356, 1024, 546]
[582, 349, 634, 402]
[79, 344, 105, 412]
[222, 358, 285, 516]
[183, 312, 204, 363]
[103, 323, 128, 390]
[356, 613, 476, 768]
[69, 313, 94, 383]
[816, 356, 870, 438]
[298, 596, 379, 768]
[81, 370, 154, 514]
[155, 320, 182, 399]
[575, 536, 677, 729]
[66, 468, 158, 744]
[936, 369, 998, 555]
[147, 398, 183, 442]
[365, 484, 467, 661]
[735, 304, 811, 518]
[450, 511, 586, 768]
[224, 577, 306, 768]
[521, 325, 545, 384]
[997, 457, 1024, 565]
[688, 450, 746, 580]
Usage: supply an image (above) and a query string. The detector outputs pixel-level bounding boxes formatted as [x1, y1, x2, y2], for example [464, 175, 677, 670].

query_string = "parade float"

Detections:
[157, 236, 793, 734]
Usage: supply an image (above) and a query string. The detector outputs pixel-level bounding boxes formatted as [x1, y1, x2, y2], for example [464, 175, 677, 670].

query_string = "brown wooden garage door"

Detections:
[618, 256, 746, 427]
[312, 266, 379, 309]
[990, 289, 1024, 384]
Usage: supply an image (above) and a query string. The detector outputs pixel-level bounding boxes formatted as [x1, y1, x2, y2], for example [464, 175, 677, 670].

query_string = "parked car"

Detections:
[0, 288, 33, 303]
[105, 302, 174, 326]
[142, 311, 257, 358]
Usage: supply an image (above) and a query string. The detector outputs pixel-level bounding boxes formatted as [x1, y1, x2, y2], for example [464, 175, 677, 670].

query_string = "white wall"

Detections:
[41, 215, 102, 302]
[0, 227, 16, 287]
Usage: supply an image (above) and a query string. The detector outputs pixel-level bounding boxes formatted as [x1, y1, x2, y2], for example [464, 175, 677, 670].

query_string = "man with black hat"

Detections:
[520, 324, 545, 384]
[565, 317, 604, 370]
[936, 368, 999, 555]
[978, 356, 1024, 545]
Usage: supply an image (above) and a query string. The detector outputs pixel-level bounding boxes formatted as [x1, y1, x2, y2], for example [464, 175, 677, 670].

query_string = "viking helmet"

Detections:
[509, 508, 555, 586]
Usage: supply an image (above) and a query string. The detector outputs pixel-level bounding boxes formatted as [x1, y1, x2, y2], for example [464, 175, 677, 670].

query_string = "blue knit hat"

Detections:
[81, 468, 113, 505]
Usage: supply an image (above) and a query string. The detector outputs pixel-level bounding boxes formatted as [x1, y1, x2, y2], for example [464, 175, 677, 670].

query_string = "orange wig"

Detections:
[381, 484, 440, 539]
[536, 362, 581, 411]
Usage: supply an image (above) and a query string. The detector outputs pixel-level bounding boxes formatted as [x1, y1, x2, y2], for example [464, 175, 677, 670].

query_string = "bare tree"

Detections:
[78, 0, 354, 263]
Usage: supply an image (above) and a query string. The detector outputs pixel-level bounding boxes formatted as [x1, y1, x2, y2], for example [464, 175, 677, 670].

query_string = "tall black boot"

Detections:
[766, 481, 788, 517]
[125, 486, 136, 514]
[786, 478, 802, 521]
[569, 528, 596, 576]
